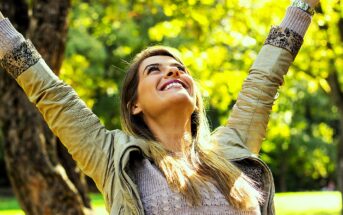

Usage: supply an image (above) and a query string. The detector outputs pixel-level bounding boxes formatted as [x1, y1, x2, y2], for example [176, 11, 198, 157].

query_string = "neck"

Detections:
[144, 110, 193, 152]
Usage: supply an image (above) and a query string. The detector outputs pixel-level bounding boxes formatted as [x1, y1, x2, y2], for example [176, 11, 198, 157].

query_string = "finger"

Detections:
[0, 11, 4, 20]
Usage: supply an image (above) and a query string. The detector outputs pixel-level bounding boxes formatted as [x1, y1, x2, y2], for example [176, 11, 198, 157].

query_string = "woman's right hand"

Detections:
[303, 0, 320, 8]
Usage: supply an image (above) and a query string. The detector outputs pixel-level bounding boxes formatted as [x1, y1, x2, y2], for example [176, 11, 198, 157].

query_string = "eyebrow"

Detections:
[143, 62, 185, 74]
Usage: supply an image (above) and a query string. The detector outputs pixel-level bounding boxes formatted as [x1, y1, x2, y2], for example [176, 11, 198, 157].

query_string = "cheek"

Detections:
[136, 78, 157, 104]
[185, 76, 196, 95]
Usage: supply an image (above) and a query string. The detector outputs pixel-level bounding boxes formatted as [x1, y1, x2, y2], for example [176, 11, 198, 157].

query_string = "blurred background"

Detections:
[0, 0, 342, 214]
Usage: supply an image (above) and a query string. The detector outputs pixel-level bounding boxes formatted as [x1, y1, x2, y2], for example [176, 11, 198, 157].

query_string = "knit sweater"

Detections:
[0, 5, 311, 215]
[130, 158, 264, 215]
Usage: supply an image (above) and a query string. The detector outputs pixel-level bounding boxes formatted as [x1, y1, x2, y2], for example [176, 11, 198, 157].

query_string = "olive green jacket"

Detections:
[1, 26, 302, 215]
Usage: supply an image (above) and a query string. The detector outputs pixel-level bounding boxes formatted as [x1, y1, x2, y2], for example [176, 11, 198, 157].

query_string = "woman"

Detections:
[0, 0, 319, 214]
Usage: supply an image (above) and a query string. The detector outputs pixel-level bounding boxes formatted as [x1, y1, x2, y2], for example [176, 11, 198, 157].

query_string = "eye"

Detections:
[177, 65, 186, 73]
[147, 66, 160, 74]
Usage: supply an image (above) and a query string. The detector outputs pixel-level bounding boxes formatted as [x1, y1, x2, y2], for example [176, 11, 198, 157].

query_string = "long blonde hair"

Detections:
[120, 46, 262, 210]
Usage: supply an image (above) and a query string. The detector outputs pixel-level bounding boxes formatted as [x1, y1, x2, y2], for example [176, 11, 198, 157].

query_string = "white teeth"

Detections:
[164, 82, 183, 90]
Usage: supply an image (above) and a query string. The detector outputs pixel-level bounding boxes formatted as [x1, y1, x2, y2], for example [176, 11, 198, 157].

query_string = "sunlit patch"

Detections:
[230, 174, 261, 209]
[179, 160, 196, 188]
[159, 153, 197, 189]
[183, 132, 192, 144]
[198, 137, 218, 152]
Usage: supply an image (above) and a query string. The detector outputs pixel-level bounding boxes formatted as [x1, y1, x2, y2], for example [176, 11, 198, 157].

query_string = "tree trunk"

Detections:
[337, 122, 343, 215]
[325, 12, 343, 214]
[326, 69, 343, 215]
[0, 0, 92, 214]
[279, 148, 289, 192]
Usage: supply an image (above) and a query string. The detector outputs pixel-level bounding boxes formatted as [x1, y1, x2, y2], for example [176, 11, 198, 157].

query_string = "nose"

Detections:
[164, 66, 180, 78]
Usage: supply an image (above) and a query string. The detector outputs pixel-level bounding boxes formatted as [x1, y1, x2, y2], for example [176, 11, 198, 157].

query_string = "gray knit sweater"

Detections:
[131, 158, 263, 215]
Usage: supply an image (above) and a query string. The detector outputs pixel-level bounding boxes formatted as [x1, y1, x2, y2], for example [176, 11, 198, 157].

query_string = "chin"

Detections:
[164, 93, 195, 110]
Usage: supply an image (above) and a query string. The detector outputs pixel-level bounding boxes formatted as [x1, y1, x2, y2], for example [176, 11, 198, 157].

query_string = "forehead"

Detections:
[138, 55, 181, 73]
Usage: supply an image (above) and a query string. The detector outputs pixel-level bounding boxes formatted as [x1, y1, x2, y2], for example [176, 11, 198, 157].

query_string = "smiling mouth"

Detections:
[164, 82, 184, 90]
[160, 80, 188, 91]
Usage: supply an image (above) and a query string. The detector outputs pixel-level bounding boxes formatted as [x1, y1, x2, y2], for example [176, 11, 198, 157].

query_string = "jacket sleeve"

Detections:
[0, 40, 113, 193]
[226, 26, 305, 154]
[221, 6, 313, 155]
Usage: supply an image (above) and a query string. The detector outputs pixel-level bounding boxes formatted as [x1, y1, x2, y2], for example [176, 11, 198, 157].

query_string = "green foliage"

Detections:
[61, 0, 340, 191]
[261, 70, 337, 190]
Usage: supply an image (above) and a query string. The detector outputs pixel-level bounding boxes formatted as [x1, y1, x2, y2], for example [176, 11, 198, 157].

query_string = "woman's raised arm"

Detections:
[0, 12, 114, 193]
[224, 0, 319, 154]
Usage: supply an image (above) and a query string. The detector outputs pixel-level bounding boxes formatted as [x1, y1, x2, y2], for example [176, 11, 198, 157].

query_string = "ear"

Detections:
[131, 103, 143, 115]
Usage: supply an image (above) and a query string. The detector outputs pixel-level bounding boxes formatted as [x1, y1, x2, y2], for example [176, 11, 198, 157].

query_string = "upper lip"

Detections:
[159, 79, 188, 91]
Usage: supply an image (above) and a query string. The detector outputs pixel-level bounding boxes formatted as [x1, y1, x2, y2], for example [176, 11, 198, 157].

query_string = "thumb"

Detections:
[0, 11, 4, 20]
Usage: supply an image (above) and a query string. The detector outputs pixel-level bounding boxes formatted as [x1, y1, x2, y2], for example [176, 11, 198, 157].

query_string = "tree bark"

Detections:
[279, 148, 289, 192]
[326, 69, 343, 215]
[0, 0, 92, 214]
[326, 12, 343, 215]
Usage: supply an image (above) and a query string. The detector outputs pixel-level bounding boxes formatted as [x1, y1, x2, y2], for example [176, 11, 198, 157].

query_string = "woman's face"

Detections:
[132, 55, 196, 119]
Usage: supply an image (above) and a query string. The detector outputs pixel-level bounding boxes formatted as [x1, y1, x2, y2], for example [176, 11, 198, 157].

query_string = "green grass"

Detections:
[275, 191, 341, 215]
[0, 195, 21, 215]
[0, 193, 108, 215]
[0, 191, 341, 214]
